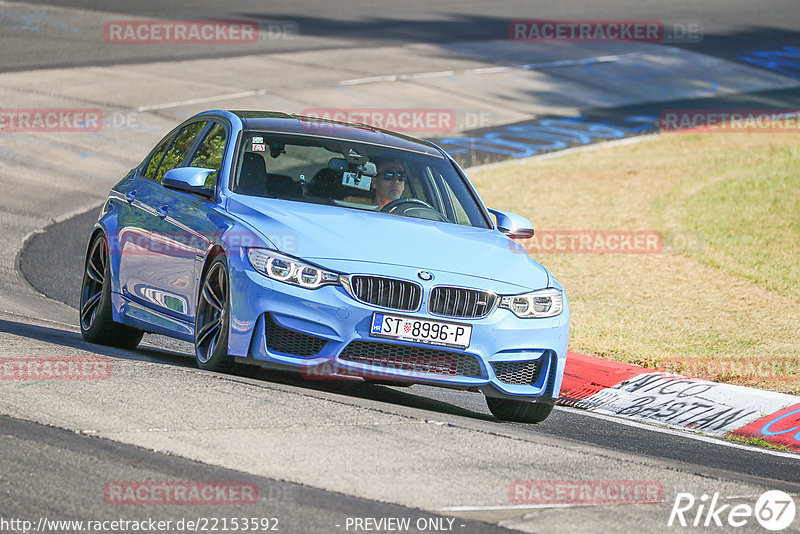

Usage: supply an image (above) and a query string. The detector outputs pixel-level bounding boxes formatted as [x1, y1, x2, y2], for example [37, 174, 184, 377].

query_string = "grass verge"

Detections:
[724, 434, 791, 452]
[471, 132, 800, 395]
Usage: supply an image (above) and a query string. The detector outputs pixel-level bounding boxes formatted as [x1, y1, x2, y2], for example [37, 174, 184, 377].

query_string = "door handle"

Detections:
[125, 190, 136, 203]
[156, 205, 168, 218]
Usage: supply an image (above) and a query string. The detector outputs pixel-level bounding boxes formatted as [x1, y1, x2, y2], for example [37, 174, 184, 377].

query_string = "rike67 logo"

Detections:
[668, 490, 796, 531]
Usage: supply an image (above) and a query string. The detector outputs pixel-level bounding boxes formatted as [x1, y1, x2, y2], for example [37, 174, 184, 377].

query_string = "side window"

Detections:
[442, 180, 471, 225]
[154, 121, 208, 182]
[143, 134, 175, 181]
[189, 122, 227, 188]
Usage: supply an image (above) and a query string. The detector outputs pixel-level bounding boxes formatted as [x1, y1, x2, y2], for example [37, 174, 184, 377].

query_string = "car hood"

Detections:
[226, 196, 549, 290]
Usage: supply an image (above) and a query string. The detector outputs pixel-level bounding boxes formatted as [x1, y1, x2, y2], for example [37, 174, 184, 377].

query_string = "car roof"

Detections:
[225, 110, 444, 157]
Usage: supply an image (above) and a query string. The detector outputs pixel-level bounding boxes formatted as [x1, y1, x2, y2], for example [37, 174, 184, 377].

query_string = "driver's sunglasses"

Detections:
[379, 171, 406, 182]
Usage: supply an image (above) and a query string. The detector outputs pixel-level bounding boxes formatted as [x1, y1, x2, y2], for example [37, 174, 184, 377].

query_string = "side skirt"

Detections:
[111, 292, 195, 342]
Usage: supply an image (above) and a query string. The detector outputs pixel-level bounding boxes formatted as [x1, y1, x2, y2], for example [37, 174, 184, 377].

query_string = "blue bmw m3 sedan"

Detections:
[80, 110, 569, 423]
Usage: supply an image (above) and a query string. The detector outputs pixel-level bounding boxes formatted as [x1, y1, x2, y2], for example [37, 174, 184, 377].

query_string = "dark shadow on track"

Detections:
[21, 207, 97, 309]
[0, 316, 492, 422]
[0, 317, 195, 368]
[238, 362, 496, 422]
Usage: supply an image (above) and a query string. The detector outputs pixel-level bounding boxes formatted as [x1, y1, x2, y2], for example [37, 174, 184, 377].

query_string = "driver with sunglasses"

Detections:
[373, 158, 407, 208]
[344, 157, 407, 208]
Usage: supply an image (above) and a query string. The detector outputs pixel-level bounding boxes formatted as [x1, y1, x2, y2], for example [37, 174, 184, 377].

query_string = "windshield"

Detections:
[230, 131, 490, 228]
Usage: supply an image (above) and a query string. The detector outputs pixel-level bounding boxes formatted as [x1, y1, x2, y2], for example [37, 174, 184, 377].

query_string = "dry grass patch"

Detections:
[470, 132, 800, 394]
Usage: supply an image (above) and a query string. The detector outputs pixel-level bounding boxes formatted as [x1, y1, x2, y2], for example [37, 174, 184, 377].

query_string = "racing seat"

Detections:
[309, 167, 345, 200]
[265, 173, 302, 198]
[237, 153, 269, 196]
[237, 153, 302, 198]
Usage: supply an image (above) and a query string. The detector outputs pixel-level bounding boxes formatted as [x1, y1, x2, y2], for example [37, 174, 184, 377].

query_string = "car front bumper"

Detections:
[227, 250, 569, 400]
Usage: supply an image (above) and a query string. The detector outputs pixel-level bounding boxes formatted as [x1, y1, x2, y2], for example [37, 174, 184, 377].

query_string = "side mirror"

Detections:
[488, 208, 534, 239]
[162, 167, 215, 199]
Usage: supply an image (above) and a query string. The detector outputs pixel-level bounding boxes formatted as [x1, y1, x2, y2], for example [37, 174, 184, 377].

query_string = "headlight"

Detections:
[246, 248, 340, 289]
[499, 288, 563, 318]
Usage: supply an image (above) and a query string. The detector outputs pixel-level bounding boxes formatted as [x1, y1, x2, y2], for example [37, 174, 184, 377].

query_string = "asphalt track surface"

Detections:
[0, 414, 513, 534]
[19, 198, 800, 490]
[4, 1, 800, 532]
[4, 0, 800, 71]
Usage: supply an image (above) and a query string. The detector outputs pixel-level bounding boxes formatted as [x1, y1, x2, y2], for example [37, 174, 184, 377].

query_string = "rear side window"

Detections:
[189, 122, 227, 188]
[154, 121, 207, 182]
[143, 134, 174, 181]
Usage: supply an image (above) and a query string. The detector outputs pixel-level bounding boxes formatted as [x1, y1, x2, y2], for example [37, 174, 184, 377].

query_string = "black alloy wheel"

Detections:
[195, 257, 233, 372]
[79, 234, 143, 349]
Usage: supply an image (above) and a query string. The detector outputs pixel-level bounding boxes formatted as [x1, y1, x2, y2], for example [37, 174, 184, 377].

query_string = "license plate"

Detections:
[370, 313, 472, 349]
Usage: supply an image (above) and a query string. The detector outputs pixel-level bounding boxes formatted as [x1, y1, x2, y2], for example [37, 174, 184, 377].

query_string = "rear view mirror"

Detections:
[488, 209, 534, 239]
[328, 158, 347, 171]
[329, 158, 377, 176]
[360, 162, 377, 176]
[162, 167, 215, 199]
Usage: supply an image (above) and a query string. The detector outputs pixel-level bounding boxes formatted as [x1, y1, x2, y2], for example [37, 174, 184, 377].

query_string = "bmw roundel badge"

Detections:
[417, 270, 433, 281]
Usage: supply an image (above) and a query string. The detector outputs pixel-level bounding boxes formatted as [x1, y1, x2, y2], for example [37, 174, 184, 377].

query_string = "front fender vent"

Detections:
[265, 314, 328, 357]
[491, 359, 544, 385]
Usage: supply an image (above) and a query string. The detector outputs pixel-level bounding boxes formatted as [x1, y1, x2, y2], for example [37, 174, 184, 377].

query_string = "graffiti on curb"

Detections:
[574, 372, 798, 436]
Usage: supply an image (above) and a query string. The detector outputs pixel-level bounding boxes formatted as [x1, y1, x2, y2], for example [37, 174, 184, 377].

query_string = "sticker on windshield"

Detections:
[342, 172, 371, 191]
[252, 143, 265, 152]
[252, 136, 263, 144]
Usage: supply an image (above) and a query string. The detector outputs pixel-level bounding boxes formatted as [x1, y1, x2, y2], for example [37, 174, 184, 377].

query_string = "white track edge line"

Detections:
[466, 133, 659, 172]
[556, 405, 798, 459]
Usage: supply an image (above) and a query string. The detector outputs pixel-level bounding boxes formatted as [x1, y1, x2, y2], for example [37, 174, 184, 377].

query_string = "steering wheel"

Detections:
[380, 198, 446, 221]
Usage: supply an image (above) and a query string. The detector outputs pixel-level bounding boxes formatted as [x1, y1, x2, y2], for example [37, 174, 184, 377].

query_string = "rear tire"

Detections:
[485, 396, 554, 423]
[194, 257, 234, 372]
[79, 233, 143, 349]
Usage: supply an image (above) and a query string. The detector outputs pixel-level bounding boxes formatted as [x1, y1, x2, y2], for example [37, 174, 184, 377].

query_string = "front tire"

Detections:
[79, 233, 143, 349]
[485, 396, 554, 423]
[194, 257, 234, 372]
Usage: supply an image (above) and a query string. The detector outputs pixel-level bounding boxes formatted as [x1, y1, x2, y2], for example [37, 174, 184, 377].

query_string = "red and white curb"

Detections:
[558, 352, 800, 453]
